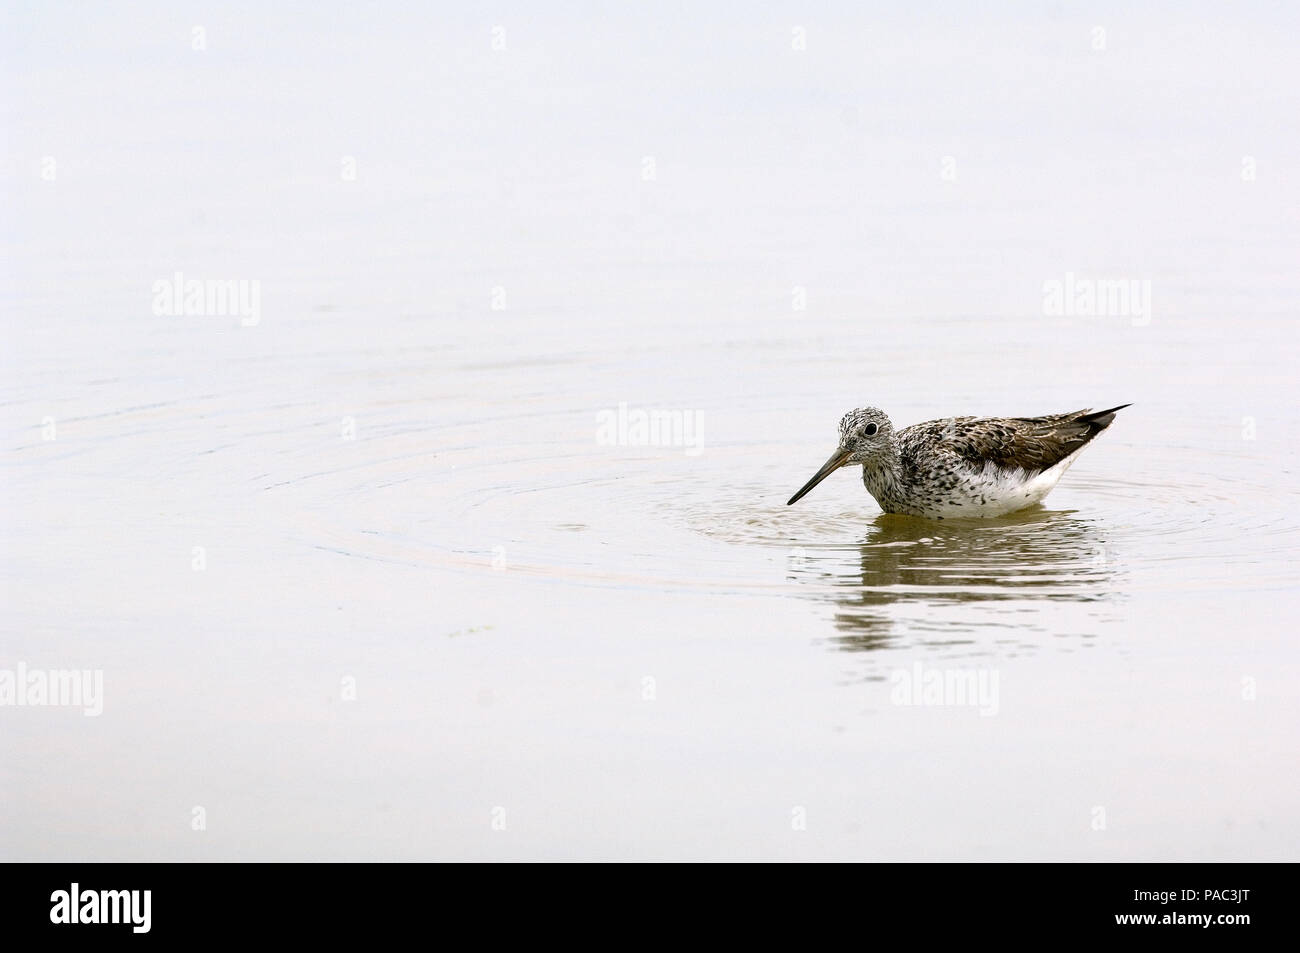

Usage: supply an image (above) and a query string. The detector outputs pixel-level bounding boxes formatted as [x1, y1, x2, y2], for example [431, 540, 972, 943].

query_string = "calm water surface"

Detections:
[3, 4, 1298, 860]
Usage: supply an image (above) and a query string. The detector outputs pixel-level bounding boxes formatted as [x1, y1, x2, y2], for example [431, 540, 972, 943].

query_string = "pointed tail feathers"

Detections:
[1079, 403, 1131, 433]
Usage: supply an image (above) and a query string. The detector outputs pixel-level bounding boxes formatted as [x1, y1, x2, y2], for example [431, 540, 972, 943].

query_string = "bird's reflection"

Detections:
[788, 507, 1117, 651]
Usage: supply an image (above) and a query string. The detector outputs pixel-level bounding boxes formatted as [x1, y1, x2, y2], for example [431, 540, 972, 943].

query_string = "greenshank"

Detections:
[787, 405, 1130, 518]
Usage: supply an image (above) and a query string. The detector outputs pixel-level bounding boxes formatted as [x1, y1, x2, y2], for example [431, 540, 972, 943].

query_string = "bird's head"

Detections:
[787, 407, 894, 505]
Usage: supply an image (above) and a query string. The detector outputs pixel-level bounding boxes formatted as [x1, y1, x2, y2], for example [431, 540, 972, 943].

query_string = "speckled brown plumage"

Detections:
[788, 404, 1130, 518]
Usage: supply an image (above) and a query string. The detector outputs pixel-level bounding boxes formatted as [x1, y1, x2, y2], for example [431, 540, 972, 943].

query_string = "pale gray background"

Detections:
[3, 1, 1297, 860]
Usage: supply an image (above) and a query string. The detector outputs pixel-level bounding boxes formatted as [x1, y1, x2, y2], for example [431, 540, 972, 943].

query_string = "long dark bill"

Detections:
[787, 449, 851, 505]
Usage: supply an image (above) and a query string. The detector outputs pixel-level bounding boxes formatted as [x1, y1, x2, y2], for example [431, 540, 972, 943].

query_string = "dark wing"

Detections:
[914, 405, 1129, 474]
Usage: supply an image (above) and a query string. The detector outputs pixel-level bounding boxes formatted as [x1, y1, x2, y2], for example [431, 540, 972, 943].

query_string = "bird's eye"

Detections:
[864, 423, 878, 437]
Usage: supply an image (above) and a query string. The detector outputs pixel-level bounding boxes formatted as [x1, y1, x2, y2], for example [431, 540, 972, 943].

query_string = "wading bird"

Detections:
[787, 405, 1130, 518]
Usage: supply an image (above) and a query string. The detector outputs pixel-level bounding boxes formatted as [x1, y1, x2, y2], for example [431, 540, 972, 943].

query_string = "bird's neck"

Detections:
[861, 444, 904, 507]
